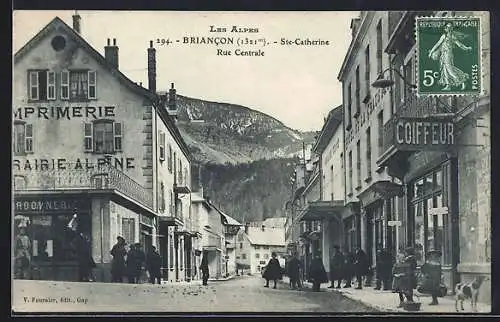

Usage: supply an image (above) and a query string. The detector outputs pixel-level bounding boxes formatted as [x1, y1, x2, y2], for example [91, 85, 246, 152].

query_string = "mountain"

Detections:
[165, 93, 318, 223]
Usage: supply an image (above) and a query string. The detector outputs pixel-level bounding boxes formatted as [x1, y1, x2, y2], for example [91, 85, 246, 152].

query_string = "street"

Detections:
[12, 275, 377, 313]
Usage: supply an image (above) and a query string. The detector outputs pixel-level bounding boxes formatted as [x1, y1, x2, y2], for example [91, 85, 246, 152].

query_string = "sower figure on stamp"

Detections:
[428, 22, 472, 91]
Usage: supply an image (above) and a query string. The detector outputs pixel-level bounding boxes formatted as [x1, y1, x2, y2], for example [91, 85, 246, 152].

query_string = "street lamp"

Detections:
[371, 67, 417, 89]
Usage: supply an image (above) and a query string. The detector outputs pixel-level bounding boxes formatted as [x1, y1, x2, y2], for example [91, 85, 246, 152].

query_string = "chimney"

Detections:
[104, 38, 119, 69]
[72, 11, 81, 34]
[167, 82, 178, 118]
[147, 40, 157, 93]
[350, 17, 361, 39]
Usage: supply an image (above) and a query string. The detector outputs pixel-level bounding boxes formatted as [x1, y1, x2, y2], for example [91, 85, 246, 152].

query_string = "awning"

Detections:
[357, 180, 403, 208]
[298, 200, 344, 222]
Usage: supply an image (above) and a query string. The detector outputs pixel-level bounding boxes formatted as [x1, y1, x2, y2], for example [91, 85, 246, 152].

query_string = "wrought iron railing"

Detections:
[381, 94, 455, 154]
[13, 163, 153, 209]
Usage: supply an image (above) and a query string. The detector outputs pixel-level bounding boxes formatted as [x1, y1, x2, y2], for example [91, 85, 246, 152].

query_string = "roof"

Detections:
[246, 226, 285, 246]
[14, 16, 192, 162]
[312, 105, 343, 153]
[262, 217, 286, 228]
[191, 192, 211, 210]
[209, 203, 241, 226]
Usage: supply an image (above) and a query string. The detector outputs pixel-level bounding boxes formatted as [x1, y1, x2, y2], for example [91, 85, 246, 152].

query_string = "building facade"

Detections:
[338, 12, 403, 283]
[12, 15, 193, 283]
[376, 11, 490, 303]
[218, 210, 242, 278]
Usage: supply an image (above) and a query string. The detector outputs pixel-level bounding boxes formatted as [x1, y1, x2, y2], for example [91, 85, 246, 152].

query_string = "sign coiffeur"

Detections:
[394, 116, 455, 151]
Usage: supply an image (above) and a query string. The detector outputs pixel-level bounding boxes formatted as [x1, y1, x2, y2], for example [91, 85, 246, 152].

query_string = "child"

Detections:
[420, 250, 442, 305]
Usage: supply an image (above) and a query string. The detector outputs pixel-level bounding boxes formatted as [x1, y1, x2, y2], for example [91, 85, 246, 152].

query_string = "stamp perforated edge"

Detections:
[415, 14, 484, 98]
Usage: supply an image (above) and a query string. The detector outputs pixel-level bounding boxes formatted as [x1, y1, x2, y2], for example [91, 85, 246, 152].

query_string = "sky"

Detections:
[13, 10, 358, 132]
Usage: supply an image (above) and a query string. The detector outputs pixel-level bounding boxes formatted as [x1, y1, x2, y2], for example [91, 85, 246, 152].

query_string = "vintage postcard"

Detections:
[12, 10, 491, 315]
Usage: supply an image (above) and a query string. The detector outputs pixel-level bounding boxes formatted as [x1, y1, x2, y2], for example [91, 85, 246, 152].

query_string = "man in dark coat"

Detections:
[392, 247, 417, 307]
[110, 236, 127, 283]
[263, 252, 282, 289]
[287, 252, 301, 290]
[309, 252, 328, 292]
[146, 246, 162, 285]
[354, 248, 369, 289]
[419, 250, 442, 305]
[200, 251, 209, 285]
[375, 245, 393, 291]
[328, 245, 345, 289]
[76, 233, 95, 282]
[134, 243, 146, 283]
[343, 250, 355, 288]
[126, 244, 138, 283]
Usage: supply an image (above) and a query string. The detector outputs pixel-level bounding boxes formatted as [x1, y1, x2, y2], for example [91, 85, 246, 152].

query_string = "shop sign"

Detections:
[14, 198, 89, 213]
[140, 214, 154, 227]
[387, 220, 402, 227]
[394, 117, 455, 151]
[428, 207, 448, 215]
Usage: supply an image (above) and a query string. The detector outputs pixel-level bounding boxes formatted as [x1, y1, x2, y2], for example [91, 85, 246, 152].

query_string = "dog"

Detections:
[455, 276, 488, 312]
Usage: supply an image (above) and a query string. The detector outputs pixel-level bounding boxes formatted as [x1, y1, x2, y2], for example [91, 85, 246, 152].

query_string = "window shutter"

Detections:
[88, 70, 97, 99]
[113, 122, 123, 151]
[159, 131, 165, 161]
[47, 71, 56, 100]
[168, 145, 172, 172]
[29, 71, 39, 100]
[61, 70, 70, 100]
[25, 124, 33, 153]
[84, 123, 93, 152]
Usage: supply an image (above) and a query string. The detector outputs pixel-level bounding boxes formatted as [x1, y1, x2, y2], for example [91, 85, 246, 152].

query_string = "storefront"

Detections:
[13, 195, 91, 281]
[139, 214, 154, 253]
[342, 202, 361, 254]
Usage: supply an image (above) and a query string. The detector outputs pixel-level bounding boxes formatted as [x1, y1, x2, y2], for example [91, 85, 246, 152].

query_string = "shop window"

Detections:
[60, 70, 97, 100]
[84, 121, 123, 153]
[31, 214, 91, 262]
[13, 122, 33, 155]
[122, 218, 135, 245]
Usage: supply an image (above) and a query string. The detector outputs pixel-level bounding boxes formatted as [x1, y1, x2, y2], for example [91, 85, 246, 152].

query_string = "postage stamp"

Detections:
[416, 16, 481, 96]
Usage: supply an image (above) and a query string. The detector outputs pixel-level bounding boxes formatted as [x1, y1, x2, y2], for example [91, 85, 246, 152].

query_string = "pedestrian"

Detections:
[110, 236, 127, 283]
[286, 251, 301, 290]
[328, 245, 344, 289]
[263, 252, 282, 289]
[343, 249, 355, 288]
[392, 247, 417, 307]
[419, 249, 442, 305]
[134, 243, 146, 283]
[200, 251, 209, 285]
[76, 233, 95, 282]
[15, 227, 31, 279]
[146, 245, 162, 285]
[354, 247, 369, 289]
[309, 252, 328, 292]
[375, 245, 393, 291]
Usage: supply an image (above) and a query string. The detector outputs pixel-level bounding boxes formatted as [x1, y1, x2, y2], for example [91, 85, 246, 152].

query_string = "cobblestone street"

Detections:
[13, 276, 376, 313]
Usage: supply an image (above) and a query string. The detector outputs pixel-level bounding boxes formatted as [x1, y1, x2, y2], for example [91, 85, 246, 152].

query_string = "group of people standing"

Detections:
[110, 236, 161, 284]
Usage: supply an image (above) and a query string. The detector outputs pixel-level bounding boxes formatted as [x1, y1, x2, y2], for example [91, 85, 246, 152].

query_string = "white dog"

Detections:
[454, 276, 488, 312]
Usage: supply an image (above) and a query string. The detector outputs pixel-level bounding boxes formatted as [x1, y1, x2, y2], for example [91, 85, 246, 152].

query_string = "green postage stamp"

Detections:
[416, 16, 481, 96]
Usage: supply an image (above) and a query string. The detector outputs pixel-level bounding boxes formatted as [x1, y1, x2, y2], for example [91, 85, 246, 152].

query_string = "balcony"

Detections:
[158, 204, 184, 226]
[13, 163, 153, 210]
[377, 95, 456, 173]
[174, 170, 190, 194]
[204, 233, 223, 251]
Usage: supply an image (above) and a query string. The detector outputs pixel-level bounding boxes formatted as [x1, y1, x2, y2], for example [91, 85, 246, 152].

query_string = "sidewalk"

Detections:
[280, 277, 491, 313]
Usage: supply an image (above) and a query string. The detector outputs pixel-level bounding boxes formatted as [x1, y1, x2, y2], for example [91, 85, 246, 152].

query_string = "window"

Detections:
[376, 21, 383, 75]
[159, 131, 166, 161]
[346, 83, 352, 130]
[255, 253, 260, 259]
[366, 127, 372, 177]
[348, 151, 353, 193]
[159, 182, 165, 212]
[356, 141, 361, 188]
[30, 214, 91, 261]
[242, 254, 247, 260]
[122, 218, 136, 245]
[169, 190, 174, 216]
[61, 70, 97, 100]
[403, 58, 414, 101]
[173, 152, 177, 174]
[364, 45, 371, 101]
[240, 242, 243, 249]
[264, 253, 269, 259]
[84, 121, 123, 153]
[14, 122, 33, 155]
[377, 111, 384, 156]
[355, 66, 360, 117]
[409, 167, 450, 265]
[167, 145, 173, 172]
[179, 160, 183, 185]
[28, 70, 53, 101]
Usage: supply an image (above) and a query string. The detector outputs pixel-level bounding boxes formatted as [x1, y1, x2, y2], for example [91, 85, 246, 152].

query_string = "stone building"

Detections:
[376, 11, 490, 303]
[12, 14, 193, 282]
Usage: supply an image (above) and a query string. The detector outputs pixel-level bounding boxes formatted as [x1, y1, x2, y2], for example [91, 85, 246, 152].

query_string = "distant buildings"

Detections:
[236, 218, 286, 274]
